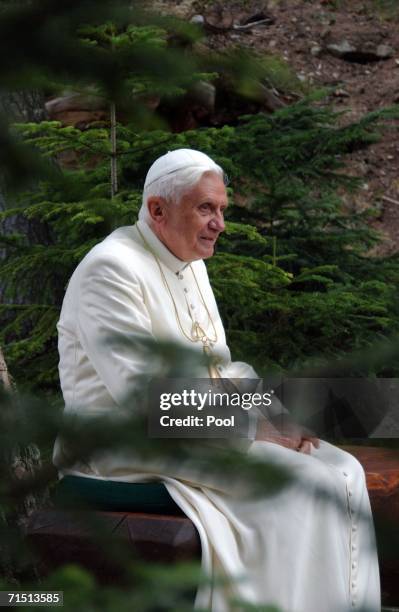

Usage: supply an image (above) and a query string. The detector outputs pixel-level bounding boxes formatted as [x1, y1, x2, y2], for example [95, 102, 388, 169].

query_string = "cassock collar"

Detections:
[136, 220, 190, 275]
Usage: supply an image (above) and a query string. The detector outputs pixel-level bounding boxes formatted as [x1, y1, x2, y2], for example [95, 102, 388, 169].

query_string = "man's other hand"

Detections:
[255, 415, 320, 454]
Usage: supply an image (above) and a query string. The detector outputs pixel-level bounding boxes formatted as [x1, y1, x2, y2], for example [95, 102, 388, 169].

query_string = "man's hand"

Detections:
[255, 415, 320, 454]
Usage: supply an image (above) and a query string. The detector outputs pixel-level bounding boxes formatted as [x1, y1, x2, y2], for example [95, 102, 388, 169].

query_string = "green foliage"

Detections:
[0, 0, 209, 188]
[201, 48, 306, 102]
[2, 2, 399, 610]
[1, 2, 399, 388]
[3, 99, 399, 387]
[0, 385, 294, 610]
[367, 0, 399, 20]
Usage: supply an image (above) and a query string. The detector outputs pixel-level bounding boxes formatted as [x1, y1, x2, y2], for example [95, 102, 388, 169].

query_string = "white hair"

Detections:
[138, 163, 224, 224]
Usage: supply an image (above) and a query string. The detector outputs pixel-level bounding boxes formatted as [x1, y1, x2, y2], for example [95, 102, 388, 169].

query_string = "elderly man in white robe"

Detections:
[54, 149, 380, 612]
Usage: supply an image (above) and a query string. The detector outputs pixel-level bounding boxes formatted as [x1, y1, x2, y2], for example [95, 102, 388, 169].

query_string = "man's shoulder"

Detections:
[81, 225, 146, 266]
[69, 225, 150, 286]
[91, 225, 142, 256]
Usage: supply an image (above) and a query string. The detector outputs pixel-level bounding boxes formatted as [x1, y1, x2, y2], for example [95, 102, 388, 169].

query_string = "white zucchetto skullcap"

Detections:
[144, 148, 220, 188]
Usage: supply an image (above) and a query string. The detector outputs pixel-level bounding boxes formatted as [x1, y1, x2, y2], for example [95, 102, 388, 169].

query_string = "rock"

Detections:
[188, 80, 216, 114]
[190, 14, 204, 25]
[202, 7, 233, 30]
[45, 92, 106, 115]
[46, 93, 109, 128]
[320, 26, 331, 39]
[326, 39, 395, 64]
[376, 44, 394, 59]
[46, 110, 108, 128]
[202, 1, 273, 32]
[310, 45, 322, 57]
[46, 90, 161, 128]
[333, 88, 350, 98]
[326, 40, 356, 58]
[258, 85, 285, 112]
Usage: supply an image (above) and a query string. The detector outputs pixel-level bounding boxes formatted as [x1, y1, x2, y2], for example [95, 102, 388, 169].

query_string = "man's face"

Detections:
[156, 172, 228, 262]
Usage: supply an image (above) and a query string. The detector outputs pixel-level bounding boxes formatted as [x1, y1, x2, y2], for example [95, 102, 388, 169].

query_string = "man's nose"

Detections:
[209, 211, 225, 233]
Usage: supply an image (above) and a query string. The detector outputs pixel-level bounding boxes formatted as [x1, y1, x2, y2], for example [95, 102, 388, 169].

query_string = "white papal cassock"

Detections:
[54, 220, 380, 612]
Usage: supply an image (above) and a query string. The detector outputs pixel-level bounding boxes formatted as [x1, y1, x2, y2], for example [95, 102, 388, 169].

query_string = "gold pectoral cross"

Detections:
[193, 322, 221, 379]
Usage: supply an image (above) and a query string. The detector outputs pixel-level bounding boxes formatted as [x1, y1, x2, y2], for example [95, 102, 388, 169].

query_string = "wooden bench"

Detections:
[25, 445, 399, 606]
[344, 445, 399, 607]
[25, 509, 201, 585]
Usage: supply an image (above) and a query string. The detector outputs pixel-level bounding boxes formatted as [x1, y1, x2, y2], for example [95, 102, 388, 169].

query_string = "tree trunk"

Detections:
[0, 346, 46, 521]
[0, 90, 50, 303]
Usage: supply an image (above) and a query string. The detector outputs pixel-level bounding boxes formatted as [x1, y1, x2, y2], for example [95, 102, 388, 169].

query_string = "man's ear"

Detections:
[147, 196, 167, 225]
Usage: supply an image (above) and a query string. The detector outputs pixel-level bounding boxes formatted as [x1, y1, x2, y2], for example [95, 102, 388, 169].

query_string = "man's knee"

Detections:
[334, 447, 367, 484]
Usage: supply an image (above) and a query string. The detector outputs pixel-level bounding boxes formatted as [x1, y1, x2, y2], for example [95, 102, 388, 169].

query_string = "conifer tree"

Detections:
[1, 2, 399, 606]
[2, 0, 399, 389]
[2, 101, 399, 386]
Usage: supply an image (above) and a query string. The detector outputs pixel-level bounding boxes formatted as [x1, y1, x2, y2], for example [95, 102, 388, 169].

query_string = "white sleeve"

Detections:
[224, 360, 290, 436]
[76, 254, 154, 406]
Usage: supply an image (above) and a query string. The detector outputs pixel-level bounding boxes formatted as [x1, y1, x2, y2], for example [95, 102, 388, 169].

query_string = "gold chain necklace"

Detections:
[136, 224, 220, 378]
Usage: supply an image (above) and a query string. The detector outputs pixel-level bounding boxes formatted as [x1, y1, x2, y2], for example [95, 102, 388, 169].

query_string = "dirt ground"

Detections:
[154, 0, 399, 255]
